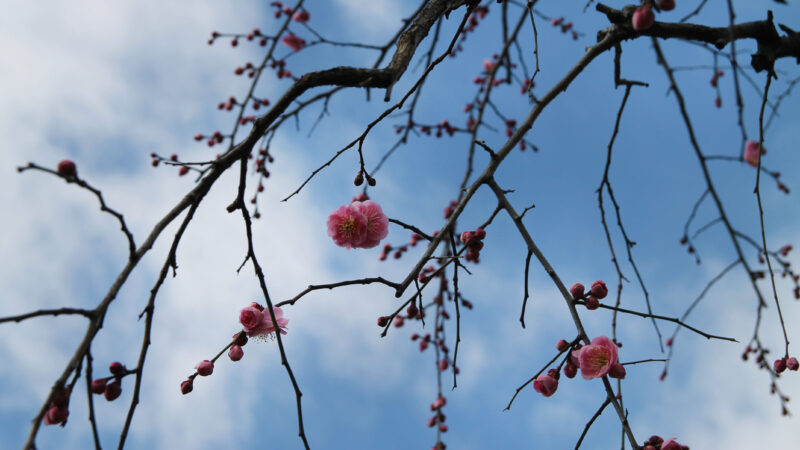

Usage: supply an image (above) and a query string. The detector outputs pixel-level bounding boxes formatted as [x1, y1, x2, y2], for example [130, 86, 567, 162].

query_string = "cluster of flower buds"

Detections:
[773, 356, 800, 374]
[208, 29, 269, 47]
[504, 119, 516, 137]
[91, 361, 129, 403]
[520, 77, 534, 95]
[643, 435, 687, 450]
[460, 228, 486, 263]
[446, 5, 489, 58]
[270, 1, 308, 21]
[218, 96, 239, 112]
[550, 17, 579, 40]
[43, 387, 71, 426]
[353, 170, 376, 187]
[192, 130, 226, 148]
[182, 304, 287, 395]
[533, 336, 625, 399]
[379, 242, 407, 261]
[271, 59, 293, 79]
[411, 332, 432, 351]
[234, 62, 258, 78]
[426, 396, 448, 435]
[570, 280, 608, 310]
[249, 97, 270, 111]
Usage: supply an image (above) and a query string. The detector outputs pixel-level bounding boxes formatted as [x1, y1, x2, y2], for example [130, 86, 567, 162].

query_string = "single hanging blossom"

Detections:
[744, 140, 765, 167]
[327, 203, 368, 249]
[352, 200, 389, 249]
[575, 336, 619, 379]
[327, 200, 389, 249]
[482, 59, 495, 73]
[240, 304, 289, 338]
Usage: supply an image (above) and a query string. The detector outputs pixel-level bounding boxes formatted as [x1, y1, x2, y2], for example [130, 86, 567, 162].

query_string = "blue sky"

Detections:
[1, 1, 800, 449]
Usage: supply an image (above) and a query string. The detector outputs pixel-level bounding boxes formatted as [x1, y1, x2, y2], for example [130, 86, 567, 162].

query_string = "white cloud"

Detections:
[331, 0, 405, 41]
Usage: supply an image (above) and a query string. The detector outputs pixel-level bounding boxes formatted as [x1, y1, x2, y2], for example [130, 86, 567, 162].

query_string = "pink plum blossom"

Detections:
[240, 306, 264, 332]
[352, 200, 389, 249]
[327, 204, 368, 249]
[482, 59, 495, 73]
[744, 140, 765, 167]
[281, 33, 306, 51]
[240, 305, 289, 338]
[532, 373, 558, 397]
[577, 336, 619, 379]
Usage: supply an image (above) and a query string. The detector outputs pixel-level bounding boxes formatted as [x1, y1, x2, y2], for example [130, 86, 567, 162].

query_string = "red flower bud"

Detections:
[195, 360, 214, 376]
[590, 280, 608, 299]
[109, 361, 125, 376]
[104, 381, 122, 401]
[57, 160, 77, 177]
[91, 379, 107, 394]
[180, 379, 193, 395]
[569, 283, 585, 299]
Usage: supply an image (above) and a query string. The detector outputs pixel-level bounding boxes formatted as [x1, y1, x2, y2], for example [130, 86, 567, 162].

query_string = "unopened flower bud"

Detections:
[57, 160, 77, 178]
[234, 332, 248, 347]
[632, 5, 655, 31]
[104, 381, 122, 401]
[229, 345, 244, 362]
[43, 405, 69, 426]
[109, 361, 125, 376]
[180, 379, 193, 395]
[91, 379, 107, 394]
[569, 283, 585, 299]
[609, 363, 627, 379]
[774, 358, 787, 374]
[195, 360, 214, 376]
[590, 280, 608, 299]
